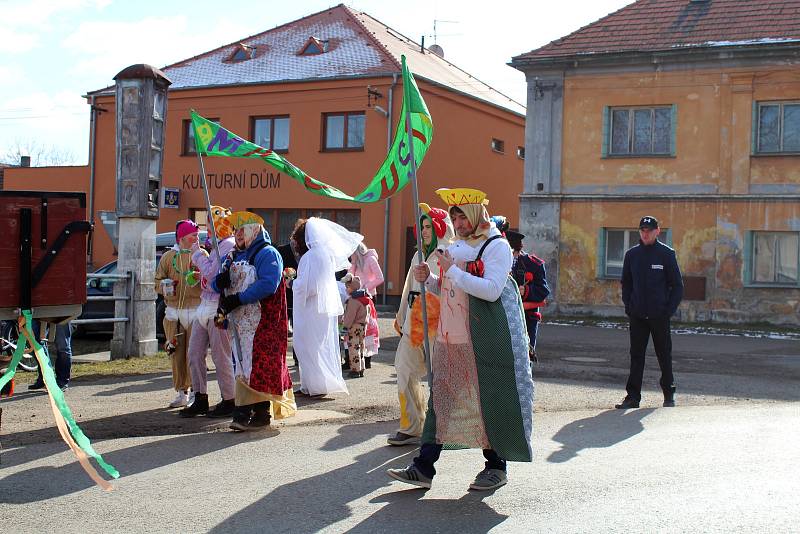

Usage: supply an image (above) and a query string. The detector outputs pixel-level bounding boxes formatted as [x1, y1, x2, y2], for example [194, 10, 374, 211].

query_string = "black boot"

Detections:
[229, 404, 253, 432]
[364, 356, 371, 369]
[207, 398, 235, 418]
[246, 401, 271, 430]
[179, 392, 209, 417]
[663, 385, 676, 407]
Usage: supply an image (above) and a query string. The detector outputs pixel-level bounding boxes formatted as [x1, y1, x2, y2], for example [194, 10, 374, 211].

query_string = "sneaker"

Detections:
[386, 465, 432, 489]
[169, 390, 190, 408]
[28, 381, 46, 391]
[469, 468, 508, 491]
[387, 432, 420, 446]
[187, 390, 196, 406]
[614, 397, 640, 409]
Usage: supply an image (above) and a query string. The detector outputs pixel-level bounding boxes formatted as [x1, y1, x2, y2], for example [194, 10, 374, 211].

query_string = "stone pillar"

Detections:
[110, 64, 171, 359]
[519, 71, 564, 309]
[111, 219, 158, 357]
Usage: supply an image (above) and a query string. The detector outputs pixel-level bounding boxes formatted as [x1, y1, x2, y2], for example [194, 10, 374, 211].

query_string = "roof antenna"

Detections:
[421, 35, 425, 53]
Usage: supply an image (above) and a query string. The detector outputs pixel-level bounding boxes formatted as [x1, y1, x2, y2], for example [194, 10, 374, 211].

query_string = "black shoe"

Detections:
[28, 381, 46, 391]
[663, 398, 676, 407]
[615, 397, 640, 409]
[207, 399, 235, 418]
[180, 392, 209, 417]
[246, 402, 271, 430]
[229, 405, 253, 432]
[364, 356, 371, 369]
[347, 370, 364, 378]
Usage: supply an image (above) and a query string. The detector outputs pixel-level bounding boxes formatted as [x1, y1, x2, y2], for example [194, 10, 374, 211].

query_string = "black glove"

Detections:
[218, 293, 242, 315]
[215, 269, 231, 290]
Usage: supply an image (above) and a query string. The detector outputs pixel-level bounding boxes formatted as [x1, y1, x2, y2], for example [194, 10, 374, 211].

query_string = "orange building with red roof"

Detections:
[4, 5, 525, 301]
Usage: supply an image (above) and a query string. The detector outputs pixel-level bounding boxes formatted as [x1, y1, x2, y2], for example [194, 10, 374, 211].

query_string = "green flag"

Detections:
[191, 55, 432, 203]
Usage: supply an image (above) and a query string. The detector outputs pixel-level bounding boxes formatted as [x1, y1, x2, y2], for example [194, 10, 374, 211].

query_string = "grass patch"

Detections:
[8, 352, 172, 385]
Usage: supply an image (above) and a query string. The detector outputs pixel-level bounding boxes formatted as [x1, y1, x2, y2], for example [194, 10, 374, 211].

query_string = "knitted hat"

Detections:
[176, 219, 199, 242]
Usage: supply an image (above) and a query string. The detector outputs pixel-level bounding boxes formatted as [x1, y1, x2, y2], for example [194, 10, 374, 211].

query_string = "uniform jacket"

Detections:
[512, 252, 550, 321]
[621, 239, 684, 319]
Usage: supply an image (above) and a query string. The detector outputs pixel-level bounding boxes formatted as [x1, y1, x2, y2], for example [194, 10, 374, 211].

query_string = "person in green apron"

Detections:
[387, 188, 534, 491]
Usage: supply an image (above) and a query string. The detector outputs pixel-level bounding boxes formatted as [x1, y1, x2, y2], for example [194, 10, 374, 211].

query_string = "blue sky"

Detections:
[0, 0, 631, 165]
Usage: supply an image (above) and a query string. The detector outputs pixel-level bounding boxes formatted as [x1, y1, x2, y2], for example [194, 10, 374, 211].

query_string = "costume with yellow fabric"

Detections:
[387, 203, 454, 445]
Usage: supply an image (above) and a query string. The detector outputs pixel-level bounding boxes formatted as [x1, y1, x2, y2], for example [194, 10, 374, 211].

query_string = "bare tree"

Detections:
[0, 139, 79, 167]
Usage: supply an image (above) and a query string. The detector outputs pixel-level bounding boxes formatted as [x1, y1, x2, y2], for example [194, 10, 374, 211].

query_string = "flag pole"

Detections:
[191, 111, 245, 372]
[401, 58, 433, 389]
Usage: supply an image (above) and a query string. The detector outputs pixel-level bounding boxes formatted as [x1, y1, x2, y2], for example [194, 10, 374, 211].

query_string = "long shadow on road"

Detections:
[209, 421, 509, 534]
[547, 408, 656, 463]
[0, 429, 270, 503]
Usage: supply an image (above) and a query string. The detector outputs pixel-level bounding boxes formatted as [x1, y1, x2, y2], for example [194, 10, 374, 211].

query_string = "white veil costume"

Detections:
[292, 218, 363, 395]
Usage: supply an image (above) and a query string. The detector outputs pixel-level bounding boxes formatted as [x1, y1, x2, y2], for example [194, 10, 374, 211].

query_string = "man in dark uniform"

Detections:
[616, 216, 683, 409]
[505, 229, 550, 362]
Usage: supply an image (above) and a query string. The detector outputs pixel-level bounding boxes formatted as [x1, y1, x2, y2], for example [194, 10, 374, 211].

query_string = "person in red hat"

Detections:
[386, 203, 454, 446]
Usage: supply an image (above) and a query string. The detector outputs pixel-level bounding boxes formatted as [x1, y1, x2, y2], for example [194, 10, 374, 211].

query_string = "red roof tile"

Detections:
[513, 0, 800, 62]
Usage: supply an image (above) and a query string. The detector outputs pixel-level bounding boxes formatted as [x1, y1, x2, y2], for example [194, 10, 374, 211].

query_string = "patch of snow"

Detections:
[546, 319, 800, 340]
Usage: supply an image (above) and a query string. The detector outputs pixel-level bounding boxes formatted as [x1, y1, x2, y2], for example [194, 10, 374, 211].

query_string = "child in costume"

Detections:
[348, 242, 383, 368]
[386, 203, 454, 446]
[181, 206, 237, 418]
[213, 211, 295, 431]
[340, 274, 369, 378]
[155, 220, 202, 408]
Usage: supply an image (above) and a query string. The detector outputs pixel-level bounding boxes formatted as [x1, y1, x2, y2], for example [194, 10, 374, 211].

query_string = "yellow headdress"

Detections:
[435, 188, 488, 207]
[435, 188, 491, 245]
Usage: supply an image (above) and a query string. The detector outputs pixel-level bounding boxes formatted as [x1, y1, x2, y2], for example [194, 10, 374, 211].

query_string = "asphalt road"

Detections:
[1, 322, 799, 532]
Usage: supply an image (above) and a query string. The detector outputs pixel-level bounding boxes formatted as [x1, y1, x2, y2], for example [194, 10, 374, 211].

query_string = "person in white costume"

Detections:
[290, 217, 362, 396]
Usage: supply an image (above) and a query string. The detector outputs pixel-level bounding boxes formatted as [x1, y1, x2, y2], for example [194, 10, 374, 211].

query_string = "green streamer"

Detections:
[6, 311, 120, 479]
[0, 325, 25, 391]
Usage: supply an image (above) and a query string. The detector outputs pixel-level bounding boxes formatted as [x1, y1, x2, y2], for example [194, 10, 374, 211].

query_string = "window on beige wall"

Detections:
[748, 231, 799, 285]
[603, 105, 676, 157]
[754, 102, 800, 154]
[598, 227, 672, 278]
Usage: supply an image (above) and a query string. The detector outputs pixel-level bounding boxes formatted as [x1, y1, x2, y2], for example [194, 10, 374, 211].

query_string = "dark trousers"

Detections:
[413, 443, 507, 479]
[34, 322, 72, 388]
[525, 315, 539, 353]
[626, 316, 675, 401]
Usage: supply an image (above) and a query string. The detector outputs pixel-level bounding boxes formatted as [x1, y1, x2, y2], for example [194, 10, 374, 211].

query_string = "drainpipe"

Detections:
[382, 73, 398, 305]
[87, 95, 98, 269]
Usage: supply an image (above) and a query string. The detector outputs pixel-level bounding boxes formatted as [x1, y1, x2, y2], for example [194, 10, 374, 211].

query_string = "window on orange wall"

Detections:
[250, 116, 290, 152]
[491, 138, 505, 154]
[182, 117, 219, 156]
[322, 112, 365, 151]
[190, 208, 208, 232]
